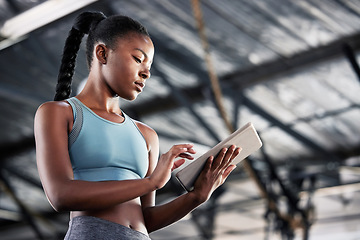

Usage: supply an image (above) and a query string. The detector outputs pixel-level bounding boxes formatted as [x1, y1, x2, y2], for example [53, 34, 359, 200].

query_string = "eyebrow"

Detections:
[134, 48, 153, 66]
[135, 48, 148, 59]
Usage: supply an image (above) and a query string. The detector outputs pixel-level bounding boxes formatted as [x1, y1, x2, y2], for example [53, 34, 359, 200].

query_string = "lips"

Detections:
[135, 81, 145, 92]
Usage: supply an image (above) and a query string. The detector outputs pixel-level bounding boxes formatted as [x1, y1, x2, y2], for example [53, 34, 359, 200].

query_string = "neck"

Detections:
[76, 74, 121, 114]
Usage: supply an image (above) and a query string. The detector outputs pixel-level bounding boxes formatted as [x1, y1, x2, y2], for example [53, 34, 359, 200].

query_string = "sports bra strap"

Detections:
[66, 98, 83, 147]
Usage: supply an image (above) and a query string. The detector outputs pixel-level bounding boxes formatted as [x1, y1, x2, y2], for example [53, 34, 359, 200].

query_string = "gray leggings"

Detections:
[64, 216, 151, 240]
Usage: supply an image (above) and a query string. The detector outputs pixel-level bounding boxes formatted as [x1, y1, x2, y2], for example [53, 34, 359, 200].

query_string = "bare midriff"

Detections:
[70, 197, 148, 235]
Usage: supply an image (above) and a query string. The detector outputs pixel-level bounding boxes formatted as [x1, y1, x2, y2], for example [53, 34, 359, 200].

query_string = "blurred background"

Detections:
[0, 0, 360, 239]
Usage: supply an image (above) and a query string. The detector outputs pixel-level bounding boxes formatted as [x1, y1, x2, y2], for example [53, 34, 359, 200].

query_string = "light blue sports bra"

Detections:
[66, 97, 149, 181]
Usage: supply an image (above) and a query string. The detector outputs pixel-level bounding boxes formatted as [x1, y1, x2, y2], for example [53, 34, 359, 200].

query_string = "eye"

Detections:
[133, 56, 141, 63]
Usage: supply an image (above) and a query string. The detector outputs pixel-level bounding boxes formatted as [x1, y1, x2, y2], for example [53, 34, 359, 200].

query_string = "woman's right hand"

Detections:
[149, 144, 196, 190]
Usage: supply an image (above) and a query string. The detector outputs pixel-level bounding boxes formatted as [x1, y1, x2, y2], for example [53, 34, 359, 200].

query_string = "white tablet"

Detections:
[175, 122, 262, 192]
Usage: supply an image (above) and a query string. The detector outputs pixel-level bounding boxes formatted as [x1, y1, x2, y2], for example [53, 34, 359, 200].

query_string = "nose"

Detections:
[139, 69, 151, 80]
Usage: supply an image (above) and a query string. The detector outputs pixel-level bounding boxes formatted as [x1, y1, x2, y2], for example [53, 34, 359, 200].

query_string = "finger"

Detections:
[222, 164, 237, 180]
[178, 153, 194, 160]
[171, 159, 186, 171]
[212, 147, 227, 169]
[203, 155, 214, 172]
[170, 146, 192, 158]
[171, 144, 196, 156]
[230, 147, 242, 161]
[221, 145, 237, 167]
[224, 145, 242, 167]
[174, 143, 194, 150]
[187, 147, 196, 154]
[177, 144, 196, 154]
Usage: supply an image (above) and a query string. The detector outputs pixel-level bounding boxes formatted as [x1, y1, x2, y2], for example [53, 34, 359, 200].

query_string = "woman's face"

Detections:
[100, 33, 154, 101]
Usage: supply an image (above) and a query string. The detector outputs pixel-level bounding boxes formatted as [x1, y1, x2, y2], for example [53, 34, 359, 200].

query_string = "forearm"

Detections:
[48, 177, 156, 212]
[143, 191, 204, 233]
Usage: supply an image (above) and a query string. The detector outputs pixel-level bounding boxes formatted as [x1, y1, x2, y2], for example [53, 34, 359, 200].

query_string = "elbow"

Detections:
[47, 196, 68, 213]
[50, 199, 69, 213]
[46, 189, 74, 212]
[42, 179, 86, 212]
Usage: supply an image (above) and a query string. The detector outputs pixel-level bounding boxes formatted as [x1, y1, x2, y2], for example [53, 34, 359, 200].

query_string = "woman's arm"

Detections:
[139, 124, 241, 233]
[34, 102, 193, 212]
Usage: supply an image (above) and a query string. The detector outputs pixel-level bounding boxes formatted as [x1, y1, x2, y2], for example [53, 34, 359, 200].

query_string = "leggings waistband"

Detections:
[64, 216, 151, 240]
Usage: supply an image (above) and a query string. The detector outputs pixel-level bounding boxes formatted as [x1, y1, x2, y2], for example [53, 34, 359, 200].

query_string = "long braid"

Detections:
[54, 12, 106, 101]
[54, 28, 84, 101]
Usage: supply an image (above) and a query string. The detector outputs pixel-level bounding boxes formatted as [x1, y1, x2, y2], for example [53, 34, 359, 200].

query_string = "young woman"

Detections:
[34, 11, 241, 239]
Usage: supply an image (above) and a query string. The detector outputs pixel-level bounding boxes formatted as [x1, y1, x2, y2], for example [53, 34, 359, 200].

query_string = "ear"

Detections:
[95, 44, 108, 64]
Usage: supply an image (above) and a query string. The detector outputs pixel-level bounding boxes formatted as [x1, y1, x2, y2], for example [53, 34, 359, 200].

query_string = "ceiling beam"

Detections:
[242, 96, 344, 162]
[0, 172, 45, 239]
[0, 0, 99, 50]
[0, 0, 98, 39]
[125, 31, 360, 116]
[222, 32, 360, 89]
[152, 67, 221, 142]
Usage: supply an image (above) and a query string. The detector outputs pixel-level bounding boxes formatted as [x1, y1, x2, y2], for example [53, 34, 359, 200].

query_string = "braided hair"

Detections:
[54, 11, 149, 101]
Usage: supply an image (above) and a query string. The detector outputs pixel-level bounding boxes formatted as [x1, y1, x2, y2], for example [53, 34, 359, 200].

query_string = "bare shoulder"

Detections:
[133, 120, 159, 150]
[134, 120, 156, 135]
[36, 100, 72, 118]
[36, 100, 71, 113]
[34, 100, 74, 131]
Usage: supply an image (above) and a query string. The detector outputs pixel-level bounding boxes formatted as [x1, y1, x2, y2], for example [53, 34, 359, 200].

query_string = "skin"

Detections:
[34, 32, 241, 236]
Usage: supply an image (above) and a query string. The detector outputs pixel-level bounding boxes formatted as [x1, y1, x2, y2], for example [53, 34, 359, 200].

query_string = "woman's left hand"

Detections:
[191, 145, 241, 203]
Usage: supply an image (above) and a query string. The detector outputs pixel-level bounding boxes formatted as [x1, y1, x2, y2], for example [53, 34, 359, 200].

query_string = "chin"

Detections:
[118, 89, 142, 101]
[124, 94, 139, 101]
